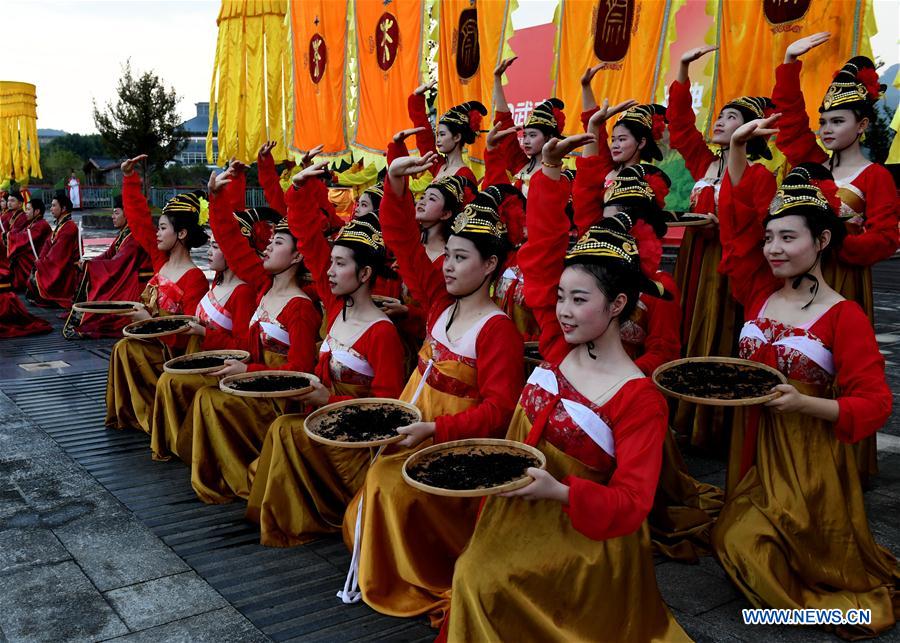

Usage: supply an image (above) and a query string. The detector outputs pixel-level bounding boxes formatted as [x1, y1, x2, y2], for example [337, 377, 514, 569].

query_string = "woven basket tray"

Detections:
[305, 398, 422, 449]
[652, 356, 787, 407]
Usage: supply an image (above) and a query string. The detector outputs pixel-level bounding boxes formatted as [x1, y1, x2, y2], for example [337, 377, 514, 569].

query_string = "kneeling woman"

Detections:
[105, 155, 209, 433]
[149, 199, 278, 462]
[245, 161, 406, 546]
[713, 119, 897, 639]
[445, 142, 688, 641]
[343, 152, 524, 624]
[190, 169, 322, 504]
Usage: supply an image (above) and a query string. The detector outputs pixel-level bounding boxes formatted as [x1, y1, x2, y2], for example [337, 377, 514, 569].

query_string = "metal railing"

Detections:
[27, 185, 267, 210]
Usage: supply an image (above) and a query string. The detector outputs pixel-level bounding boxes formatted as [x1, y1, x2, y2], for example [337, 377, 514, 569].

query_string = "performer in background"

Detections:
[63, 195, 154, 339]
[67, 171, 81, 210]
[26, 194, 81, 309]
[6, 198, 50, 291]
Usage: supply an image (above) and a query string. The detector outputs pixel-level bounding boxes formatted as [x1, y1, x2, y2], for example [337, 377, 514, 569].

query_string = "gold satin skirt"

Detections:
[672, 229, 743, 453]
[822, 256, 877, 485]
[712, 383, 899, 639]
[246, 413, 370, 547]
[190, 385, 285, 504]
[447, 410, 689, 642]
[649, 428, 724, 563]
[150, 372, 217, 463]
[105, 338, 169, 434]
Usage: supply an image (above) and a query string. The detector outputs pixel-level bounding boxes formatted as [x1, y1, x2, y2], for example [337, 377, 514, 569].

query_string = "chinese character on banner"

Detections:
[511, 101, 534, 127]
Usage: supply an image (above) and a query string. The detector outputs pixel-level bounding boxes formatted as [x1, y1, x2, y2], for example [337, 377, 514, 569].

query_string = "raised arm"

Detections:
[408, 83, 439, 163]
[285, 163, 337, 313]
[121, 155, 166, 271]
[257, 141, 288, 216]
[382, 153, 451, 308]
[208, 170, 269, 290]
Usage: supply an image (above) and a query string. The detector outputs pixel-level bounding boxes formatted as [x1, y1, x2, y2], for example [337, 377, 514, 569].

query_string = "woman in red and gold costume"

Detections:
[7, 198, 50, 291]
[773, 34, 900, 484]
[63, 195, 154, 339]
[245, 160, 406, 547]
[26, 193, 81, 308]
[340, 150, 523, 624]
[666, 45, 777, 452]
[104, 155, 210, 434]
[403, 80, 483, 184]
[712, 116, 898, 638]
[442, 136, 688, 641]
[189, 167, 322, 505]
[579, 162, 725, 562]
[149, 171, 279, 463]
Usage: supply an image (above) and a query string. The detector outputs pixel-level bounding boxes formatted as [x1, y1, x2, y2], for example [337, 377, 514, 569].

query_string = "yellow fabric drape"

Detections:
[289, 0, 350, 160]
[350, 0, 427, 166]
[553, 0, 683, 138]
[708, 0, 874, 133]
[0, 81, 41, 180]
[436, 0, 517, 166]
[207, 0, 293, 165]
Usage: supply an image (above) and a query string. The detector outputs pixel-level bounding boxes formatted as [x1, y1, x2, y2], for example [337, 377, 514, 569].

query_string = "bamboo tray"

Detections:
[219, 370, 319, 399]
[652, 356, 787, 407]
[371, 295, 400, 310]
[123, 315, 196, 339]
[163, 350, 251, 375]
[402, 438, 547, 498]
[668, 213, 715, 228]
[305, 398, 421, 449]
[72, 300, 142, 315]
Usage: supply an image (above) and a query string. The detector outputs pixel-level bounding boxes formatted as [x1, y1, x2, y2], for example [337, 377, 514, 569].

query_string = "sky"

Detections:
[1, 0, 897, 135]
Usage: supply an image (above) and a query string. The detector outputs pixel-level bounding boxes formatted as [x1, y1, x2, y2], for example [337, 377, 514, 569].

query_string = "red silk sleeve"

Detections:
[257, 152, 288, 216]
[30, 220, 51, 256]
[224, 167, 247, 212]
[203, 282, 257, 350]
[492, 110, 529, 176]
[209, 191, 270, 292]
[407, 93, 442, 173]
[123, 174, 166, 271]
[454, 166, 478, 186]
[838, 164, 900, 265]
[178, 268, 210, 316]
[634, 272, 682, 376]
[830, 302, 893, 443]
[563, 379, 667, 540]
[328, 320, 407, 404]
[247, 296, 321, 373]
[580, 107, 600, 132]
[717, 165, 780, 310]
[387, 140, 409, 167]
[285, 180, 336, 312]
[482, 144, 512, 187]
[667, 79, 717, 180]
[519, 171, 571, 366]
[573, 155, 607, 235]
[773, 62, 829, 166]
[379, 179, 451, 312]
[34, 222, 79, 295]
[433, 314, 524, 443]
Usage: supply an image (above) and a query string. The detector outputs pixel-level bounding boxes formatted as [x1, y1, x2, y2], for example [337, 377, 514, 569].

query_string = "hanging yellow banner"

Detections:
[0, 81, 41, 180]
[289, 0, 349, 158]
[708, 0, 874, 133]
[553, 0, 683, 137]
[437, 0, 517, 165]
[350, 0, 427, 165]
[207, 0, 292, 165]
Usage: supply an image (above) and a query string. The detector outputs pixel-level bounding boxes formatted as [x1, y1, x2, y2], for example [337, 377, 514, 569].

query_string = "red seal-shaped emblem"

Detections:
[455, 7, 479, 79]
[375, 12, 400, 71]
[593, 0, 634, 62]
[309, 34, 327, 84]
[763, 0, 811, 25]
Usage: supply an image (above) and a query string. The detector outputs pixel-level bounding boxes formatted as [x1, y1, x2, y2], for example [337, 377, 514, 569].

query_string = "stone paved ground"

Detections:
[0, 258, 898, 642]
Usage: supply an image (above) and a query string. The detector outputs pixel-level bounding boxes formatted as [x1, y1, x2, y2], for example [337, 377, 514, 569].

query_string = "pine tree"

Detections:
[862, 104, 896, 164]
[92, 60, 188, 193]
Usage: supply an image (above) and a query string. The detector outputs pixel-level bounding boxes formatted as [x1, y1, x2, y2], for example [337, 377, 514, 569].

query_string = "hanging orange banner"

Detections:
[290, 0, 349, 158]
[553, 0, 682, 137]
[708, 0, 874, 134]
[351, 0, 426, 163]
[437, 0, 516, 165]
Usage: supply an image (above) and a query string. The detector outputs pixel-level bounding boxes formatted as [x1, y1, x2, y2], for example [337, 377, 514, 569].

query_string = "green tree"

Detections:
[658, 150, 694, 213]
[45, 133, 109, 160]
[92, 60, 188, 193]
[42, 149, 83, 188]
[862, 104, 896, 165]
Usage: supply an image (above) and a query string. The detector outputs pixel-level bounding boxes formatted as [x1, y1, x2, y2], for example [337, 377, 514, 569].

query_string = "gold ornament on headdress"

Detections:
[724, 96, 767, 119]
[617, 104, 654, 131]
[605, 172, 655, 204]
[768, 184, 830, 217]
[451, 203, 507, 239]
[335, 218, 384, 251]
[565, 227, 638, 264]
[821, 80, 868, 111]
